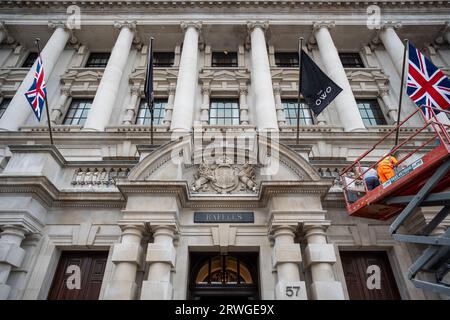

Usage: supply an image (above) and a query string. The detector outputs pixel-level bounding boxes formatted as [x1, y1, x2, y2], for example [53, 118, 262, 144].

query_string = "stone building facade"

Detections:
[0, 0, 449, 300]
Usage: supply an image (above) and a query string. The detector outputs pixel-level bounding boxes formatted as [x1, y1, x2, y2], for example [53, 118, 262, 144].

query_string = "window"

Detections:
[212, 51, 238, 67]
[0, 98, 11, 118]
[339, 52, 364, 68]
[85, 53, 110, 68]
[135, 99, 166, 125]
[22, 52, 38, 68]
[282, 99, 313, 125]
[63, 99, 92, 126]
[153, 52, 174, 67]
[209, 99, 240, 125]
[357, 100, 386, 126]
[275, 52, 299, 68]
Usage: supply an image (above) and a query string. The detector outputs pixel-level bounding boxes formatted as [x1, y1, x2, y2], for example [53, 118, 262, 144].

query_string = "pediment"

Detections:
[346, 70, 389, 83]
[199, 68, 250, 83]
[61, 70, 103, 82]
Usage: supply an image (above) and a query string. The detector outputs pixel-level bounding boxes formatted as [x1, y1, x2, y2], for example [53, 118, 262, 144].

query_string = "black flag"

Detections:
[144, 38, 154, 114]
[300, 50, 342, 116]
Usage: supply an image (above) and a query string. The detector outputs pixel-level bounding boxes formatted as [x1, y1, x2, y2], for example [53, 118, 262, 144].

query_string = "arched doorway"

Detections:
[188, 252, 259, 300]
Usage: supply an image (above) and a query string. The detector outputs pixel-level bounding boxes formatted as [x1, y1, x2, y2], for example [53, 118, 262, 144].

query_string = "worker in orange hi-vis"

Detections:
[377, 154, 398, 183]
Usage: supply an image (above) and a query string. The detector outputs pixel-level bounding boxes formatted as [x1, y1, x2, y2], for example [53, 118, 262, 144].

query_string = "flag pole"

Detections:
[148, 37, 155, 145]
[297, 37, 304, 145]
[394, 39, 408, 147]
[35, 38, 54, 146]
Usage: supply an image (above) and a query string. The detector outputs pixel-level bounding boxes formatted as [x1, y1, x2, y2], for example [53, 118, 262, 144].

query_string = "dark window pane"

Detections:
[135, 99, 167, 125]
[0, 98, 11, 118]
[212, 52, 238, 67]
[275, 52, 299, 68]
[85, 53, 110, 68]
[22, 52, 38, 68]
[153, 52, 174, 67]
[339, 52, 364, 68]
[282, 99, 313, 125]
[63, 99, 92, 126]
[356, 99, 386, 126]
[209, 99, 240, 125]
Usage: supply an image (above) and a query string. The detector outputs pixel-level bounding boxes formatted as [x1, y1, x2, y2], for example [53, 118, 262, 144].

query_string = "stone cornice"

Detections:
[8, 144, 67, 166]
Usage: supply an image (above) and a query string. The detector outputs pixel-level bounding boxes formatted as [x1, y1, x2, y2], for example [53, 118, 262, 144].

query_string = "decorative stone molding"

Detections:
[312, 21, 335, 32]
[180, 21, 202, 33]
[372, 21, 402, 45]
[71, 167, 130, 187]
[48, 20, 78, 46]
[113, 20, 137, 31]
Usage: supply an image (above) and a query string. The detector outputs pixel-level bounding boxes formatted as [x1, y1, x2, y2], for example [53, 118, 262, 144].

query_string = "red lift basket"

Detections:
[340, 106, 450, 220]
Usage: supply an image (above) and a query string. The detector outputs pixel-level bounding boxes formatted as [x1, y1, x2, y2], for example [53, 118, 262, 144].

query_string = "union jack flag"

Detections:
[406, 42, 450, 120]
[24, 56, 46, 121]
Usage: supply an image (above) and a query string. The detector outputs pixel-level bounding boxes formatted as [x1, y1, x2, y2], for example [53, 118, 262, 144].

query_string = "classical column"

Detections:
[122, 85, 141, 125]
[378, 22, 404, 75]
[313, 22, 365, 132]
[0, 225, 27, 299]
[303, 223, 344, 300]
[83, 21, 136, 131]
[141, 225, 176, 300]
[271, 226, 306, 300]
[379, 89, 398, 123]
[104, 223, 144, 300]
[0, 23, 70, 131]
[247, 21, 279, 132]
[200, 84, 210, 125]
[239, 86, 249, 125]
[273, 85, 286, 126]
[170, 21, 201, 132]
[163, 84, 176, 127]
[50, 86, 70, 124]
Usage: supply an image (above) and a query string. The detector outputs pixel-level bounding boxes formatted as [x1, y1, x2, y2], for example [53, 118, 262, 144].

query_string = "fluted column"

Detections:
[271, 226, 306, 300]
[379, 89, 398, 123]
[313, 22, 365, 132]
[248, 21, 279, 132]
[163, 84, 176, 127]
[104, 223, 144, 300]
[170, 21, 201, 132]
[378, 22, 404, 75]
[122, 85, 141, 125]
[200, 84, 210, 125]
[0, 23, 70, 131]
[0, 225, 27, 299]
[141, 225, 176, 300]
[239, 86, 249, 125]
[50, 86, 70, 124]
[304, 223, 344, 300]
[273, 85, 286, 126]
[84, 21, 136, 131]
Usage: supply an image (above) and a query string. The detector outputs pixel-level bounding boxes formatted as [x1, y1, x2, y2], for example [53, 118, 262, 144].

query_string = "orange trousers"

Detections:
[377, 165, 395, 183]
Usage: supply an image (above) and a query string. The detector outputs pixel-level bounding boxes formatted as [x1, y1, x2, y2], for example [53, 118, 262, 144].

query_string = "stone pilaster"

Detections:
[313, 21, 365, 132]
[163, 84, 176, 127]
[140, 225, 177, 300]
[247, 21, 279, 132]
[0, 225, 27, 299]
[273, 85, 286, 126]
[170, 21, 202, 132]
[200, 84, 210, 125]
[84, 21, 136, 131]
[122, 85, 141, 125]
[50, 86, 71, 124]
[103, 222, 145, 300]
[303, 222, 344, 300]
[378, 89, 398, 123]
[239, 85, 249, 125]
[0, 22, 71, 131]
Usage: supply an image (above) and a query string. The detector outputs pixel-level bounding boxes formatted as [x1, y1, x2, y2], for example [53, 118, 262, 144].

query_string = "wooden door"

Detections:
[47, 251, 108, 300]
[340, 251, 401, 300]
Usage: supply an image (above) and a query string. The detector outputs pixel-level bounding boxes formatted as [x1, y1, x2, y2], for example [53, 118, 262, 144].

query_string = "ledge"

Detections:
[8, 144, 67, 166]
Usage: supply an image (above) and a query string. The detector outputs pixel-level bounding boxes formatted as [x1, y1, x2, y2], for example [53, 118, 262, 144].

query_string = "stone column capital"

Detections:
[130, 84, 141, 95]
[180, 21, 202, 32]
[168, 83, 177, 95]
[238, 86, 248, 95]
[201, 85, 211, 96]
[48, 21, 78, 46]
[0, 224, 28, 241]
[114, 20, 137, 31]
[117, 221, 146, 235]
[313, 21, 335, 33]
[379, 21, 402, 31]
[247, 21, 269, 34]
[302, 221, 331, 237]
[273, 85, 282, 96]
[151, 225, 177, 239]
[60, 85, 72, 96]
[378, 88, 390, 98]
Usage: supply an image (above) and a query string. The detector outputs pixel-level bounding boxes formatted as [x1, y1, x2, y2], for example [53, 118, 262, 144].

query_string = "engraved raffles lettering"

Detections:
[194, 212, 254, 223]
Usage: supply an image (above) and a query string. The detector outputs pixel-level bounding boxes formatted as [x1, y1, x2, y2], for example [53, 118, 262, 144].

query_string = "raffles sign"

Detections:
[194, 212, 254, 223]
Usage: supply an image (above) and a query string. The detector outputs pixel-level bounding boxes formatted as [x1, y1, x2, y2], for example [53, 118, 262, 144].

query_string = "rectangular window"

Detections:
[0, 98, 11, 118]
[275, 52, 299, 68]
[85, 53, 110, 68]
[153, 52, 174, 67]
[357, 99, 386, 126]
[63, 99, 92, 126]
[339, 52, 365, 68]
[282, 99, 313, 125]
[135, 99, 167, 125]
[211, 52, 238, 67]
[22, 52, 38, 68]
[209, 99, 240, 125]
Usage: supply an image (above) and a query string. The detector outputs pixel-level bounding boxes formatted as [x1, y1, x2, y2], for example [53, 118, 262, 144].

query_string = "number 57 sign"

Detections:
[275, 281, 307, 300]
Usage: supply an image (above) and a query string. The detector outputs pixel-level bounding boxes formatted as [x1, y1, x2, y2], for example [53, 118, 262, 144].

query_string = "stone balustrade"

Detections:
[71, 167, 130, 187]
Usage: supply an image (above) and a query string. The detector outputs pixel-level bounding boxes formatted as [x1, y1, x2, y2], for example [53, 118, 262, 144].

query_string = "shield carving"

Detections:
[212, 164, 238, 193]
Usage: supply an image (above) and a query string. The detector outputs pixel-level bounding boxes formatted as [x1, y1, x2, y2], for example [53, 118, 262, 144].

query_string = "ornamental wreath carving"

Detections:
[192, 156, 257, 194]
